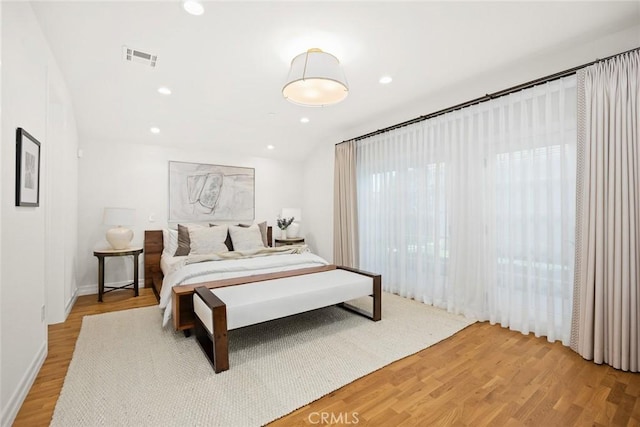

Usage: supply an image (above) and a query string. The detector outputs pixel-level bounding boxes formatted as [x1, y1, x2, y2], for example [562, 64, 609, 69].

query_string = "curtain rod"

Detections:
[338, 46, 639, 145]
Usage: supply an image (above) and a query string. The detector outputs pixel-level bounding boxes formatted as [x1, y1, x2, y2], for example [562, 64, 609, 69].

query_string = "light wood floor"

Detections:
[13, 289, 640, 427]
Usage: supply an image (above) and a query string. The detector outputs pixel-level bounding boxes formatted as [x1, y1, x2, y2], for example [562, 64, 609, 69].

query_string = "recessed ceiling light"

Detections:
[379, 76, 393, 84]
[267, 145, 275, 150]
[183, 0, 204, 16]
[150, 127, 160, 134]
[158, 87, 172, 95]
[300, 117, 310, 124]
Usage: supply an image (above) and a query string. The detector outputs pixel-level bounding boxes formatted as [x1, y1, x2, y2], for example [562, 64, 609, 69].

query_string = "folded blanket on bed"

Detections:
[184, 244, 309, 266]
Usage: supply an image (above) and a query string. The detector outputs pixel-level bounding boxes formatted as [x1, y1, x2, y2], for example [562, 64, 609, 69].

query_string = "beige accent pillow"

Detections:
[238, 221, 268, 247]
[188, 226, 229, 255]
[228, 224, 266, 251]
[174, 223, 206, 256]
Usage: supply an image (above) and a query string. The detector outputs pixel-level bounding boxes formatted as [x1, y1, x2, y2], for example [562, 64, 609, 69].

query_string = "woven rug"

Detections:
[51, 293, 474, 426]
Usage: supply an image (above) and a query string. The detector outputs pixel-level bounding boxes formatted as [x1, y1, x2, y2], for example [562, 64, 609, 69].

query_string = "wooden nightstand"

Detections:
[93, 247, 143, 302]
[274, 237, 305, 247]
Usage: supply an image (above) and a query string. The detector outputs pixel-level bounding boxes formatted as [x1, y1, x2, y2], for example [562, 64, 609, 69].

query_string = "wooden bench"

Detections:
[192, 266, 382, 373]
[172, 265, 336, 332]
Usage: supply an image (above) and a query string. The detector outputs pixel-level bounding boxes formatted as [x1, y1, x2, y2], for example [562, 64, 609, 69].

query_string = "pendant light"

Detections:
[282, 48, 349, 107]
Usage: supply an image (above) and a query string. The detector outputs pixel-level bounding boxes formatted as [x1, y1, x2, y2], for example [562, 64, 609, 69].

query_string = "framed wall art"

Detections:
[15, 128, 41, 207]
[169, 161, 255, 222]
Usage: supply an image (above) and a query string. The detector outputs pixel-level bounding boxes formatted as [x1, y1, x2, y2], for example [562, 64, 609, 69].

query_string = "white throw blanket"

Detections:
[182, 245, 311, 267]
[159, 247, 330, 326]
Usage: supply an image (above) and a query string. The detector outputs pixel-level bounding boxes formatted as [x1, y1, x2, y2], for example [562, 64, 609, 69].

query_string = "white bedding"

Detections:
[159, 248, 330, 326]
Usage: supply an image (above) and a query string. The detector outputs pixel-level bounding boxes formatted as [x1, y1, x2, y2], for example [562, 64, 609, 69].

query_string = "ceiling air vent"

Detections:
[122, 46, 157, 68]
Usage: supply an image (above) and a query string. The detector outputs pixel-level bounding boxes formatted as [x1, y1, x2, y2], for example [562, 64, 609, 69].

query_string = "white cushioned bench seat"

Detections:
[193, 269, 373, 334]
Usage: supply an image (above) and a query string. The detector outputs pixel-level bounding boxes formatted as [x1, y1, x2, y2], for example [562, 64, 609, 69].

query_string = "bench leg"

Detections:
[339, 275, 382, 321]
[372, 275, 382, 321]
[194, 287, 230, 373]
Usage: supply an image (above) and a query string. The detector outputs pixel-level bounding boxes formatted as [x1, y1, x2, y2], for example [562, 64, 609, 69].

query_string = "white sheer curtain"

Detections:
[357, 76, 577, 344]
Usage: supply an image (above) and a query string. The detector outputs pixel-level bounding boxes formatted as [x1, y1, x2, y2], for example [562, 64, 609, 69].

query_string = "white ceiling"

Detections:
[31, 1, 639, 161]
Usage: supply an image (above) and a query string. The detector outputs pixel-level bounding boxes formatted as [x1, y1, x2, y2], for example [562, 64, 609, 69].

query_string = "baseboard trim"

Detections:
[1, 340, 47, 427]
[65, 288, 79, 318]
[76, 283, 97, 297]
[76, 277, 145, 297]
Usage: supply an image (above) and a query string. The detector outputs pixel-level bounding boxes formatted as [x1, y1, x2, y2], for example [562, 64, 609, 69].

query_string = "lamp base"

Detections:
[287, 222, 300, 238]
[106, 227, 133, 250]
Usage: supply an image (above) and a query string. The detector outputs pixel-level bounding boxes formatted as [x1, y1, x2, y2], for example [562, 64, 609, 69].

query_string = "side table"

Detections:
[274, 237, 305, 247]
[93, 247, 143, 302]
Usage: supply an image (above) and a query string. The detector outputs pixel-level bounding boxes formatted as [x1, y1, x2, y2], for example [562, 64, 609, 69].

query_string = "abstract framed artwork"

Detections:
[15, 128, 41, 207]
[169, 161, 255, 222]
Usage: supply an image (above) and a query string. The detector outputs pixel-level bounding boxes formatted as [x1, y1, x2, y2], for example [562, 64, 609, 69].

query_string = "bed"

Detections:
[144, 225, 381, 336]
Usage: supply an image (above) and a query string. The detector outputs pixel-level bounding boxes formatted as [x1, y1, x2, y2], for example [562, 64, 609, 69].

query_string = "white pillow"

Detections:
[162, 229, 179, 256]
[188, 226, 229, 255]
[228, 224, 266, 251]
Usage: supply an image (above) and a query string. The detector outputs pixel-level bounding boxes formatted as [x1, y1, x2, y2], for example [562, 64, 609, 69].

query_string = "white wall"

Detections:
[0, 2, 4, 422]
[76, 140, 305, 293]
[44, 37, 80, 325]
[303, 25, 640, 265]
[0, 3, 79, 425]
[301, 142, 334, 262]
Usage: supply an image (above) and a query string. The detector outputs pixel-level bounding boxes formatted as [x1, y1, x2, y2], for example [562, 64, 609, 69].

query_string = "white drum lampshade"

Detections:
[282, 48, 348, 107]
[103, 207, 135, 250]
[281, 208, 302, 238]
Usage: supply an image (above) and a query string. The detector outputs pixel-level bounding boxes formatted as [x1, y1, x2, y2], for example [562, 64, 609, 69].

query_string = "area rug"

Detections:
[51, 293, 474, 426]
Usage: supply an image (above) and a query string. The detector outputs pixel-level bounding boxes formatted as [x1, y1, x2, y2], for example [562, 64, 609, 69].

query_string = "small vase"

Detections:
[281, 228, 288, 239]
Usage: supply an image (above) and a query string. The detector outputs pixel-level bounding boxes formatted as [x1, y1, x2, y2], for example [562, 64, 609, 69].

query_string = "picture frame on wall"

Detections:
[168, 161, 255, 222]
[15, 127, 41, 207]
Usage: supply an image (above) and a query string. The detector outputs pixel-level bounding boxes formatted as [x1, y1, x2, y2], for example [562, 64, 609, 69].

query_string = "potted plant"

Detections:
[277, 216, 294, 238]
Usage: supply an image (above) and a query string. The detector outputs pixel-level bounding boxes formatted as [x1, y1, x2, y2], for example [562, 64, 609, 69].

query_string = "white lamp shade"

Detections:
[281, 208, 301, 222]
[282, 49, 348, 107]
[103, 207, 135, 226]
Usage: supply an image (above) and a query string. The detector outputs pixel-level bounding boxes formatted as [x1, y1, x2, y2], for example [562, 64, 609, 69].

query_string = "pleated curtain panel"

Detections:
[571, 50, 640, 372]
[333, 140, 359, 267]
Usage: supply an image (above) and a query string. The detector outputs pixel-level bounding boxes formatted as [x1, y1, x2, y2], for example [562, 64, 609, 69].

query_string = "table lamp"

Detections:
[103, 207, 135, 250]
